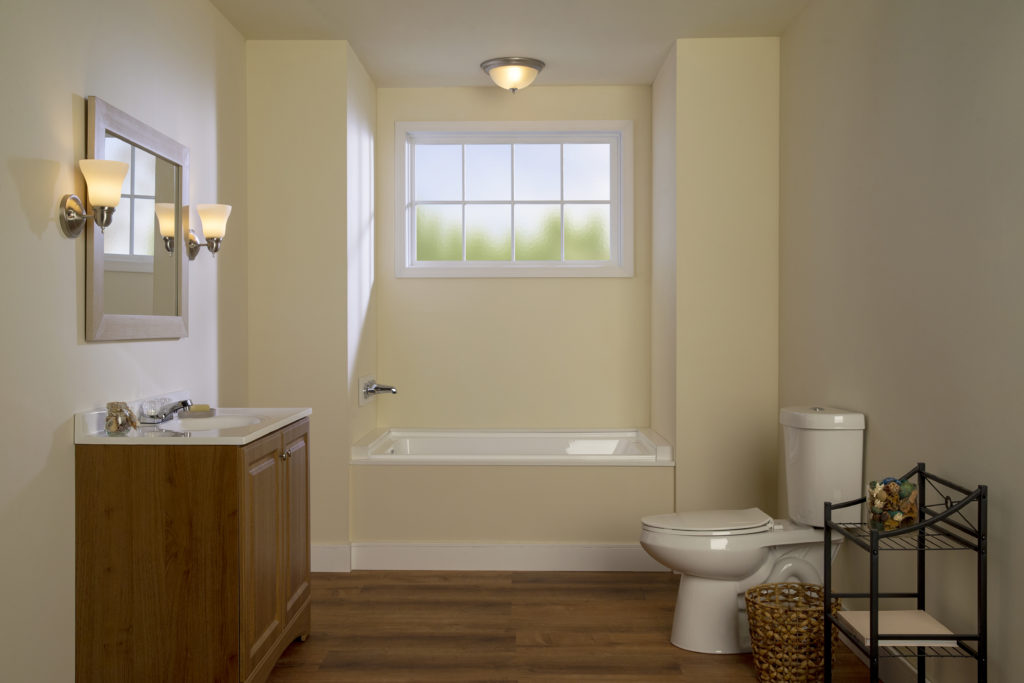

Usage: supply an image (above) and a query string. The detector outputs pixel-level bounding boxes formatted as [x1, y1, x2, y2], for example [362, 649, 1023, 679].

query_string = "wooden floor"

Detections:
[268, 571, 871, 682]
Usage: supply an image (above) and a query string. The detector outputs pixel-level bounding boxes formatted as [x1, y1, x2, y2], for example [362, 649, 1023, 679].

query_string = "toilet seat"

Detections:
[642, 507, 774, 536]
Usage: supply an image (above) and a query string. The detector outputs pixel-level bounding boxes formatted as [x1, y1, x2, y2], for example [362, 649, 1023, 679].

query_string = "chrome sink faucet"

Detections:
[139, 399, 193, 424]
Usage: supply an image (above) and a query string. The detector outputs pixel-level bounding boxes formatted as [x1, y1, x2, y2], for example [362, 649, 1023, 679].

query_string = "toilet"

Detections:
[640, 406, 865, 654]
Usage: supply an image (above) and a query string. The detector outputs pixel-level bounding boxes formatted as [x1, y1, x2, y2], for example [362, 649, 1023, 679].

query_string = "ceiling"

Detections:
[209, 0, 810, 87]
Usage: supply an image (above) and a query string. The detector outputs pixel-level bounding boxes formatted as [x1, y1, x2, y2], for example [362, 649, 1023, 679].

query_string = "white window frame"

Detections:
[396, 120, 634, 278]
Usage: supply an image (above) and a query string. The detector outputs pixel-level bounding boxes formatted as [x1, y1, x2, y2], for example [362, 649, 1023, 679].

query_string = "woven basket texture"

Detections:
[745, 582, 841, 682]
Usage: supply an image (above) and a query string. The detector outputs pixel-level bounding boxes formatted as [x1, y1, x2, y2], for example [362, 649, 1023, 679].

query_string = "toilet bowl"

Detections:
[640, 509, 838, 653]
[640, 406, 865, 654]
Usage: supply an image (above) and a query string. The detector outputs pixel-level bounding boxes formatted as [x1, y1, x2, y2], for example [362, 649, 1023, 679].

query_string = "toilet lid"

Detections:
[642, 507, 774, 536]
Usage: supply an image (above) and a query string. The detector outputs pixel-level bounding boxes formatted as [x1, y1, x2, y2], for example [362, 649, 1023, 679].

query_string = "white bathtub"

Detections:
[351, 428, 673, 466]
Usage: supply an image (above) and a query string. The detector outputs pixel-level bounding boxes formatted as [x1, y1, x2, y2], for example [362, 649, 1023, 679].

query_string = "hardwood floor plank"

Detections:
[267, 571, 871, 682]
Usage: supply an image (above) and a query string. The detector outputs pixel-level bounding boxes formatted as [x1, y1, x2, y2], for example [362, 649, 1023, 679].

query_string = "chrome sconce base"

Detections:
[59, 194, 114, 238]
[187, 232, 222, 260]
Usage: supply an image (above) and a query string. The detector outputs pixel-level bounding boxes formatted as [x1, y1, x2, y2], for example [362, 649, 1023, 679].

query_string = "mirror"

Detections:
[85, 96, 189, 340]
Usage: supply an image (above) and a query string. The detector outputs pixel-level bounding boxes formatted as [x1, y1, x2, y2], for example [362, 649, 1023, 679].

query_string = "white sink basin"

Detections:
[165, 415, 263, 431]
[75, 406, 312, 445]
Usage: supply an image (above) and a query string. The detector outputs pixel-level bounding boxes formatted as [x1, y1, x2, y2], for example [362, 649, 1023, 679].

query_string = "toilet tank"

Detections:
[781, 406, 865, 527]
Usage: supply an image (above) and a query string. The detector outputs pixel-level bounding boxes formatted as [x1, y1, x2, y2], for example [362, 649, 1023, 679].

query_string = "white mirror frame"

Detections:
[85, 96, 189, 341]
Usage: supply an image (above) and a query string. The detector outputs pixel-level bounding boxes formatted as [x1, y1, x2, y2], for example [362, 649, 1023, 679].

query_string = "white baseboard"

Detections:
[347, 542, 668, 572]
[311, 543, 352, 572]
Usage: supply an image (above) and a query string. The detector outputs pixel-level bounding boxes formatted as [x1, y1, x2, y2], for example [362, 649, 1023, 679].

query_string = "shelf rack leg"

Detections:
[870, 526, 880, 682]
[824, 501, 833, 682]
[917, 463, 927, 682]
[979, 485, 988, 682]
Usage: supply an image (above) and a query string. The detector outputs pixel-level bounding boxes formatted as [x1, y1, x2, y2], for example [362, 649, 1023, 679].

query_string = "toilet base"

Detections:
[665, 541, 833, 654]
[670, 573, 753, 654]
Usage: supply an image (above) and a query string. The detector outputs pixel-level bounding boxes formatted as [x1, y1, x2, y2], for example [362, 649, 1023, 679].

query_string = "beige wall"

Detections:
[247, 41, 366, 548]
[0, 0, 245, 679]
[374, 86, 652, 430]
[347, 45, 379, 445]
[350, 85, 667, 544]
[673, 38, 781, 513]
[781, 1, 1023, 680]
[650, 44, 678, 448]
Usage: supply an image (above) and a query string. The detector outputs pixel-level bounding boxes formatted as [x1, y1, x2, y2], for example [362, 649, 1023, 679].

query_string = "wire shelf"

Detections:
[879, 644, 977, 659]
[834, 522, 976, 551]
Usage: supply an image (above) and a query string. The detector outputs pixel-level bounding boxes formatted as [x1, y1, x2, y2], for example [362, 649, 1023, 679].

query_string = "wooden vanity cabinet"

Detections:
[76, 418, 311, 683]
[240, 419, 311, 681]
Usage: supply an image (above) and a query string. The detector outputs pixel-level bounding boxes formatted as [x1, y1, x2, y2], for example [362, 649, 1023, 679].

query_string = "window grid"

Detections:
[410, 142, 610, 265]
[397, 121, 633, 279]
[105, 143, 157, 258]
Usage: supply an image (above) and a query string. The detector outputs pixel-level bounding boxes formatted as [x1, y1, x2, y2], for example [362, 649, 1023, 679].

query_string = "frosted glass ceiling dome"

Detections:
[480, 57, 545, 92]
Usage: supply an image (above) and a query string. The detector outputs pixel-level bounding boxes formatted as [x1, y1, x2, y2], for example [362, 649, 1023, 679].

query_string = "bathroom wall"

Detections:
[374, 85, 652, 429]
[0, 0, 245, 679]
[347, 85, 667, 547]
[246, 40, 378, 562]
[669, 38, 781, 514]
[347, 46, 379, 451]
[650, 43, 678, 450]
[780, 1, 1024, 680]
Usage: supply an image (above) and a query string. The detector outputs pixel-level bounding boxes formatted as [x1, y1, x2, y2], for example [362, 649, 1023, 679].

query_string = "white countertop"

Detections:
[75, 407, 312, 446]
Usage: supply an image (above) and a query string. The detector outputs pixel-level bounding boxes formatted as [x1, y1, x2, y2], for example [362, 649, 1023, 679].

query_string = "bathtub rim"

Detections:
[351, 427, 674, 467]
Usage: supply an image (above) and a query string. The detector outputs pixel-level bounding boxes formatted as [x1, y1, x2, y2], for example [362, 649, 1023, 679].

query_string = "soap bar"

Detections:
[188, 404, 216, 417]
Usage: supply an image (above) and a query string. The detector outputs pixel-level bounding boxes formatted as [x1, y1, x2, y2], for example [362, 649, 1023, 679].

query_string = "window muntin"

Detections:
[103, 135, 157, 272]
[397, 121, 633, 278]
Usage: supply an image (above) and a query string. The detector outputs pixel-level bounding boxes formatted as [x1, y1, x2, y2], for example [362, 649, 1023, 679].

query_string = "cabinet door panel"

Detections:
[241, 435, 283, 678]
[283, 423, 311, 626]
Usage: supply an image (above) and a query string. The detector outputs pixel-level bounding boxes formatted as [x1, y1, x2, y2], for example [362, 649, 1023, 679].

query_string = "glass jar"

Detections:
[105, 401, 139, 435]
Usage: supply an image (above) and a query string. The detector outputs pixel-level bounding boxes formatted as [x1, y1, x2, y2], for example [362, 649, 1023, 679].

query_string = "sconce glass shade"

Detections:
[197, 204, 231, 239]
[154, 203, 176, 238]
[481, 57, 545, 92]
[78, 159, 129, 207]
[58, 159, 130, 237]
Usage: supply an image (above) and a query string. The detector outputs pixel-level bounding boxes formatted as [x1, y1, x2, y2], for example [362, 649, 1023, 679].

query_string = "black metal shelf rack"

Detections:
[823, 463, 987, 682]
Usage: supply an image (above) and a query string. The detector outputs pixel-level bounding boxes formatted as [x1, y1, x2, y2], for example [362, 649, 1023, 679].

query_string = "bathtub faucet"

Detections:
[362, 379, 398, 400]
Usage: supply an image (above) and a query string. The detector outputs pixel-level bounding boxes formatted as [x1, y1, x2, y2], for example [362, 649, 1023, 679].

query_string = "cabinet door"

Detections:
[282, 420, 311, 627]
[240, 434, 284, 679]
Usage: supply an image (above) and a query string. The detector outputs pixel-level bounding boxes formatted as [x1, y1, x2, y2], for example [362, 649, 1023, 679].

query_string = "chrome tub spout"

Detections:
[362, 380, 398, 400]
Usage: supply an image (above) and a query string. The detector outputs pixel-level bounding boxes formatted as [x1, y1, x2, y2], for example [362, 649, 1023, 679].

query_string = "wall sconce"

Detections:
[59, 159, 130, 237]
[480, 57, 545, 93]
[154, 203, 176, 253]
[187, 203, 231, 260]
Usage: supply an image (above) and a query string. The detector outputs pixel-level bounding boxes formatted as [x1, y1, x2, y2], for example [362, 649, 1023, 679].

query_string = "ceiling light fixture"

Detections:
[480, 57, 545, 93]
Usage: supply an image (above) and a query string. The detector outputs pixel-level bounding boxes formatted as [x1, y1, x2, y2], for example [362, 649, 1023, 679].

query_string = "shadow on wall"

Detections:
[8, 158, 62, 239]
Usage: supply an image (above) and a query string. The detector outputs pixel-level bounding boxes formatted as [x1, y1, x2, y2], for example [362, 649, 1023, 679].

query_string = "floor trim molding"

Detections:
[345, 542, 668, 571]
[312, 543, 352, 573]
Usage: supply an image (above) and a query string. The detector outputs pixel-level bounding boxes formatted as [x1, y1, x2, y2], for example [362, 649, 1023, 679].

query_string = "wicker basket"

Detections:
[745, 583, 840, 682]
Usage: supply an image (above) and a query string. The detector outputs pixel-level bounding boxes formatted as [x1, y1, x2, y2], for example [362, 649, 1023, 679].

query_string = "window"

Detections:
[396, 121, 633, 277]
[103, 135, 157, 272]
